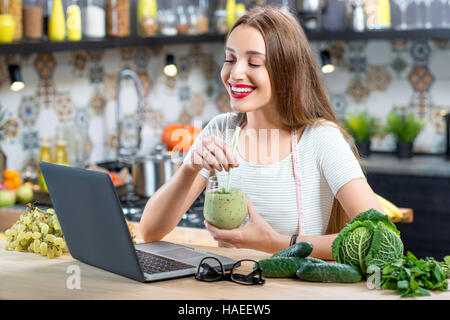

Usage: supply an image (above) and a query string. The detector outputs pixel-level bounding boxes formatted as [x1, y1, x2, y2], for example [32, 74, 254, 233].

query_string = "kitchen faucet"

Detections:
[115, 68, 145, 160]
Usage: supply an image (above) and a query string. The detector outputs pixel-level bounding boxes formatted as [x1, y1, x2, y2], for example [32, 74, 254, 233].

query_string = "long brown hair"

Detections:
[227, 6, 360, 234]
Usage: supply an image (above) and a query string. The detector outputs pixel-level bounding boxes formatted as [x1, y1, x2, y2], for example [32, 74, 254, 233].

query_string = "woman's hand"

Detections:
[204, 194, 282, 253]
[185, 135, 239, 173]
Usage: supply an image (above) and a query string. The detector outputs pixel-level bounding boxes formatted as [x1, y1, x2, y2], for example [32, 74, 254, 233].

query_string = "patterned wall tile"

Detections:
[36, 79, 56, 109]
[390, 40, 409, 52]
[408, 92, 433, 119]
[177, 55, 192, 80]
[88, 63, 104, 84]
[148, 109, 166, 131]
[408, 65, 435, 92]
[89, 90, 106, 116]
[87, 50, 104, 63]
[432, 40, 450, 50]
[410, 40, 432, 63]
[365, 65, 392, 92]
[215, 91, 231, 113]
[73, 108, 90, 129]
[348, 54, 368, 74]
[54, 92, 74, 122]
[134, 47, 150, 70]
[346, 41, 368, 52]
[18, 96, 40, 127]
[2, 118, 19, 140]
[390, 54, 409, 76]
[34, 53, 56, 80]
[178, 85, 191, 102]
[138, 72, 152, 96]
[330, 93, 348, 119]
[72, 52, 88, 77]
[21, 130, 39, 151]
[345, 77, 370, 103]
[178, 107, 193, 124]
[119, 47, 136, 62]
[190, 92, 205, 117]
[105, 74, 118, 102]
[201, 54, 219, 80]
[328, 42, 347, 69]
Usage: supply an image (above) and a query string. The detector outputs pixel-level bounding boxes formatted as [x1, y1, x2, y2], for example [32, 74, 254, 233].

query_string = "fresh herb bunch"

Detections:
[343, 111, 380, 143]
[383, 109, 425, 144]
[381, 251, 449, 297]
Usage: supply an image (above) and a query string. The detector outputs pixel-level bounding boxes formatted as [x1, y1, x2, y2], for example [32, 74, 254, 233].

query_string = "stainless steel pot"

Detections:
[132, 146, 183, 197]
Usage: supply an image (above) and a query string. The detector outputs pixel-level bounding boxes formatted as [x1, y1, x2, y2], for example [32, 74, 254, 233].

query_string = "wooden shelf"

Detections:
[1, 28, 450, 55]
[306, 28, 450, 41]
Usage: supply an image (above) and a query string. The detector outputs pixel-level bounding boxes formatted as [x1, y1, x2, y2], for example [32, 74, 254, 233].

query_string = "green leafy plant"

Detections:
[384, 109, 425, 144]
[343, 111, 380, 143]
[381, 252, 449, 297]
[332, 209, 404, 275]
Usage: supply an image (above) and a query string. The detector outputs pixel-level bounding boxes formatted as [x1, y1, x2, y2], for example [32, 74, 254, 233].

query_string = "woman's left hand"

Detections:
[204, 194, 280, 253]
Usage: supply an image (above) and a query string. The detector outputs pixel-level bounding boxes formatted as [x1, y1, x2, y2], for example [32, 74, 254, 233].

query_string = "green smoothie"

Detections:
[203, 188, 247, 229]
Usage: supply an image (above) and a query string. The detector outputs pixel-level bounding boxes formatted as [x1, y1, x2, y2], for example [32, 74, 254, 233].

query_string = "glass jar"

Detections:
[213, 9, 227, 34]
[83, 0, 105, 38]
[48, 0, 65, 41]
[0, 0, 22, 40]
[203, 174, 247, 230]
[159, 9, 177, 36]
[66, 0, 81, 41]
[196, 0, 209, 34]
[23, 0, 42, 40]
[106, 0, 129, 37]
[175, 5, 188, 35]
[187, 5, 198, 35]
[137, 0, 157, 37]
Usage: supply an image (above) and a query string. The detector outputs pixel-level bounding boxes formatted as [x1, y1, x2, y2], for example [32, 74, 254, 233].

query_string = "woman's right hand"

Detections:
[185, 135, 239, 173]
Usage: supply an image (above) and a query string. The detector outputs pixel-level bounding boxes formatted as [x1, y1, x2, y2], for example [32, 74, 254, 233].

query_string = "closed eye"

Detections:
[224, 60, 261, 68]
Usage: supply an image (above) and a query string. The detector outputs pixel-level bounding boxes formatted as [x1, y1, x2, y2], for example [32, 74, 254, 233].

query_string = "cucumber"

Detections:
[271, 242, 314, 259]
[256, 256, 325, 278]
[296, 262, 362, 283]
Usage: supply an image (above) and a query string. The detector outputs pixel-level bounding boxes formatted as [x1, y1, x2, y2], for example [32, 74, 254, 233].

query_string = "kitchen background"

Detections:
[0, 0, 450, 173]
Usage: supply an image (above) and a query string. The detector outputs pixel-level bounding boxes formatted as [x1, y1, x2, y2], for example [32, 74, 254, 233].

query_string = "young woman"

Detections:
[139, 6, 384, 260]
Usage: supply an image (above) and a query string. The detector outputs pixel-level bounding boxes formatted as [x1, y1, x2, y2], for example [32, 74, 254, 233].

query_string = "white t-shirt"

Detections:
[183, 112, 365, 236]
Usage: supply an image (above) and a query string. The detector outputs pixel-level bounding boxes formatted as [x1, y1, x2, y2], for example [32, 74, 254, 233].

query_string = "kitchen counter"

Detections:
[360, 153, 450, 177]
[0, 226, 448, 300]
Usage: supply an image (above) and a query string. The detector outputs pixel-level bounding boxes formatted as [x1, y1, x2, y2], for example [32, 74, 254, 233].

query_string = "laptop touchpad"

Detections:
[159, 247, 206, 260]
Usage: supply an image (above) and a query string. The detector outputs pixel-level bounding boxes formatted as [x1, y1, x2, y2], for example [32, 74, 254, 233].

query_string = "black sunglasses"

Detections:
[195, 257, 265, 286]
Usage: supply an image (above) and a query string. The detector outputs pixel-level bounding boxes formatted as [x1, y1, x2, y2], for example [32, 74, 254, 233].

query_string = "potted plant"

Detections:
[0, 104, 7, 173]
[383, 109, 425, 159]
[343, 111, 380, 158]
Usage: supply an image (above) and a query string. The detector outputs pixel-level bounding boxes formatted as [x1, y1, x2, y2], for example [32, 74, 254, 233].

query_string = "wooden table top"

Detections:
[0, 227, 448, 300]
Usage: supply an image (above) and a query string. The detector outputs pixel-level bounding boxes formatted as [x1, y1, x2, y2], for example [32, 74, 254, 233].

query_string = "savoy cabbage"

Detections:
[332, 209, 404, 275]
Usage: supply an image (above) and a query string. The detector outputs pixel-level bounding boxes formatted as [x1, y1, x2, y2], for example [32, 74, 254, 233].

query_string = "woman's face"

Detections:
[221, 25, 275, 113]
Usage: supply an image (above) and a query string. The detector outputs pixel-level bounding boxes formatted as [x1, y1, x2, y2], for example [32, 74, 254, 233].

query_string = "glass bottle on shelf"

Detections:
[159, 8, 177, 36]
[67, 0, 82, 41]
[23, 0, 42, 40]
[106, 0, 130, 37]
[53, 132, 69, 165]
[137, 0, 158, 37]
[48, 0, 66, 41]
[196, 0, 209, 34]
[187, 5, 199, 35]
[83, 0, 105, 38]
[0, 0, 22, 41]
[175, 5, 189, 35]
[213, 8, 227, 34]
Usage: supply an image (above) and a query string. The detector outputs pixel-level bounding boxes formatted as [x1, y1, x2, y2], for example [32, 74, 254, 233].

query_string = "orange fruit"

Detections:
[3, 169, 19, 180]
[4, 180, 15, 190]
[12, 176, 22, 189]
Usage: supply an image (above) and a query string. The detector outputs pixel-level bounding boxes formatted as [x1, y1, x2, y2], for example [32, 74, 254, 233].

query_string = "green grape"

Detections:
[32, 239, 41, 253]
[5, 229, 11, 236]
[27, 244, 33, 252]
[46, 208, 55, 215]
[18, 224, 26, 233]
[24, 232, 32, 240]
[31, 225, 39, 233]
[23, 216, 31, 225]
[47, 246, 55, 258]
[40, 223, 49, 234]
[11, 228, 18, 236]
[20, 239, 29, 247]
[44, 234, 56, 243]
[53, 237, 63, 246]
[53, 222, 61, 231]
[15, 245, 23, 252]
[55, 247, 62, 257]
[40, 242, 48, 256]
[31, 232, 41, 240]
[17, 232, 25, 242]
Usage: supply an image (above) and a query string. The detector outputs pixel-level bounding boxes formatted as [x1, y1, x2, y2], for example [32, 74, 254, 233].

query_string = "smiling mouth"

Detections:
[229, 84, 256, 99]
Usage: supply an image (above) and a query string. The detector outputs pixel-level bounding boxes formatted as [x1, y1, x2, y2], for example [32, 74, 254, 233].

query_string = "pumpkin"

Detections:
[162, 123, 202, 153]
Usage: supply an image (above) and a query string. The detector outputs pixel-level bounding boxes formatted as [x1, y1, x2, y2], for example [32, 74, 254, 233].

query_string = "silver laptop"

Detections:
[40, 162, 237, 282]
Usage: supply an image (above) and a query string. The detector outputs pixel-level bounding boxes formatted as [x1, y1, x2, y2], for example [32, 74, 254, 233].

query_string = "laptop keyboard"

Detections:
[135, 249, 195, 275]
